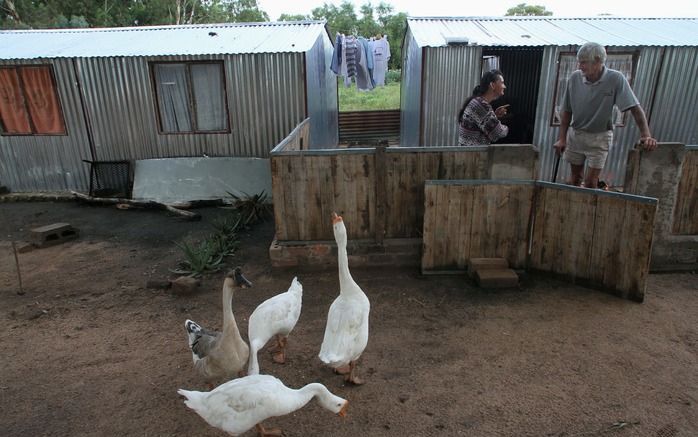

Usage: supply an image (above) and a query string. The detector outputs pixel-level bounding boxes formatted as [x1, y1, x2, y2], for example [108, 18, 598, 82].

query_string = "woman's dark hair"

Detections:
[458, 69, 503, 122]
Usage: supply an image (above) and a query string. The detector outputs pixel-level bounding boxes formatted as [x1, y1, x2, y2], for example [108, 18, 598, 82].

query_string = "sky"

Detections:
[257, 0, 698, 21]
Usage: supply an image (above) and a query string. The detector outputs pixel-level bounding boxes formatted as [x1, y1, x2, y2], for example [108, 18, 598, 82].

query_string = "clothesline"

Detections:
[330, 33, 391, 91]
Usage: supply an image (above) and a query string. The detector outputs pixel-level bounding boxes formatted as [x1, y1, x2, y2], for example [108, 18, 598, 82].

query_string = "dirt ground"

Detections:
[0, 200, 696, 437]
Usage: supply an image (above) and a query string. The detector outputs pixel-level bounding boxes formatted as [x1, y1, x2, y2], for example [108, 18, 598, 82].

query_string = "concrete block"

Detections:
[16, 241, 36, 253]
[468, 258, 509, 278]
[475, 268, 519, 288]
[30, 223, 79, 247]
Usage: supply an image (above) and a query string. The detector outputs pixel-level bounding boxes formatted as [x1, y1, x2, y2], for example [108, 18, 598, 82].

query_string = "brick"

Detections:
[475, 268, 519, 288]
[30, 222, 79, 247]
[468, 257, 509, 278]
[15, 241, 36, 253]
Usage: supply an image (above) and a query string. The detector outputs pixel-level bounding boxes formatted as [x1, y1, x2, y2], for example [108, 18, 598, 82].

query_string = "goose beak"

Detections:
[338, 401, 349, 417]
[332, 212, 343, 224]
[233, 268, 252, 288]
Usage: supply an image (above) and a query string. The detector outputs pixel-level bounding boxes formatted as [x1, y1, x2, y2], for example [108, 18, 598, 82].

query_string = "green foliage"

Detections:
[172, 211, 242, 277]
[384, 69, 401, 84]
[0, 0, 270, 29]
[339, 80, 400, 111]
[172, 238, 227, 277]
[278, 13, 309, 21]
[505, 3, 553, 16]
[227, 191, 272, 226]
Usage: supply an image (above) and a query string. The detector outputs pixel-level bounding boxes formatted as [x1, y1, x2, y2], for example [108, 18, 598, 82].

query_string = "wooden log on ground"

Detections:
[70, 191, 200, 221]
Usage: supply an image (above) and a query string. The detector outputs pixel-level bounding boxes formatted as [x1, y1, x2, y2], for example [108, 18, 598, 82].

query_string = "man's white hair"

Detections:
[577, 42, 607, 64]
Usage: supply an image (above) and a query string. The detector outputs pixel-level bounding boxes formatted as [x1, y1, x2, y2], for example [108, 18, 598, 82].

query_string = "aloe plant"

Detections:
[171, 238, 225, 277]
[226, 190, 272, 226]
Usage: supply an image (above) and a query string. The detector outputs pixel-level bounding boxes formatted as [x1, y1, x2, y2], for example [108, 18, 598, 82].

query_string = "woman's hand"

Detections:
[495, 104, 510, 118]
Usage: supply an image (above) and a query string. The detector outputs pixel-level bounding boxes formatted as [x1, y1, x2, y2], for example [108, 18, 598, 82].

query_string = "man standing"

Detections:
[554, 42, 657, 188]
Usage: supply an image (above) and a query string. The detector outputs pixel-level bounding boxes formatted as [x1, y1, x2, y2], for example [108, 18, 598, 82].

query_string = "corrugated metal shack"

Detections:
[0, 21, 338, 193]
[400, 16, 698, 186]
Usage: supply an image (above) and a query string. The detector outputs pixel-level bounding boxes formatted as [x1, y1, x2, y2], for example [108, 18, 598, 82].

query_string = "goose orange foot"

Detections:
[344, 360, 364, 385]
[271, 334, 287, 364]
[256, 423, 283, 437]
[333, 365, 351, 375]
[272, 350, 286, 364]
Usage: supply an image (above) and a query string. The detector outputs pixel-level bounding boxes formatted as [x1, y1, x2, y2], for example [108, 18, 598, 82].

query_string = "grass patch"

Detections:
[338, 81, 400, 111]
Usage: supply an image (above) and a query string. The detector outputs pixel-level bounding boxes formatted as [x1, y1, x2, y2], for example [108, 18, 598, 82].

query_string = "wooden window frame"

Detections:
[149, 60, 230, 135]
[0, 64, 67, 136]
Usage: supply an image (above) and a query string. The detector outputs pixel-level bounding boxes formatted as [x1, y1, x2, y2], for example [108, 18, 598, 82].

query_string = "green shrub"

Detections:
[339, 80, 400, 111]
[385, 69, 401, 84]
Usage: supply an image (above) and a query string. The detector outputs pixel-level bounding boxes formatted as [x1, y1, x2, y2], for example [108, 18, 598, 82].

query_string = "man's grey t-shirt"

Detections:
[561, 67, 639, 133]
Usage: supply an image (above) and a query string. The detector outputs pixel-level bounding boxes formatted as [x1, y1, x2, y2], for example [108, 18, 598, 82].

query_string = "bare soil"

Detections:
[0, 200, 696, 437]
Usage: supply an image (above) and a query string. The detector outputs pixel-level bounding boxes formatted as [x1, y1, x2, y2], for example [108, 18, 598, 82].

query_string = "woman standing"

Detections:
[458, 70, 509, 146]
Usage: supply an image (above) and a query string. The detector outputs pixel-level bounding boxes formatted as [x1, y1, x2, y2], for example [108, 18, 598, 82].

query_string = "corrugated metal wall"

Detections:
[420, 46, 482, 146]
[77, 52, 306, 161]
[399, 30, 423, 147]
[305, 32, 338, 148]
[1, 52, 311, 192]
[0, 58, 92, 192]
[649, 47, 698, 145]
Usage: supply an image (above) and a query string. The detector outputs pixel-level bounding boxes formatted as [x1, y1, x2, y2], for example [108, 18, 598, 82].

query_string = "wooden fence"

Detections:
[422, 181, 534, 272]
[421, 181, 657, 301]
[271, 135, 539, 242]
[672, 148, 698, 235]
[338, 110, 400, 145]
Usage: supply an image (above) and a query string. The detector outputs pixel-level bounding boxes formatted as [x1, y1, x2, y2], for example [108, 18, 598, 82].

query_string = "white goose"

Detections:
[185, 267, 251, 388]
[178, 374, 348, 437]
[247, 277, 303, 375]
[318, 212, 370, 385]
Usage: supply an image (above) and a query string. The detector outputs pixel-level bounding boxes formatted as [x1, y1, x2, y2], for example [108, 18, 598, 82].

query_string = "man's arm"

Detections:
[553, 110, 572, 156]
[629, 105, 657, 151]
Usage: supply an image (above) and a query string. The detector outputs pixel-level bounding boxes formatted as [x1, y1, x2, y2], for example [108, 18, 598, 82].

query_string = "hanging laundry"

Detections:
[355, 36, 374, 91]
[330, 33, 342, 75]
[370, 35, 390, 86]
[331, 33, 387, 91]
[342, 34, 359, 88]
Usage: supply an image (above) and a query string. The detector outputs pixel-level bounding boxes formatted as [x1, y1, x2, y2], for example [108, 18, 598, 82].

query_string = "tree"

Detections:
[505, 3, 552, 16]
[0, 0, 269, 29]
[278, 13, 309, 21]
[225, 0, 268, 22]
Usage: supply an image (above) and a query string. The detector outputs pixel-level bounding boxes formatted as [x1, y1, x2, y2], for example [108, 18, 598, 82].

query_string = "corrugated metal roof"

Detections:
[0, 20, 329, 60]
[407, 17, 698, 47]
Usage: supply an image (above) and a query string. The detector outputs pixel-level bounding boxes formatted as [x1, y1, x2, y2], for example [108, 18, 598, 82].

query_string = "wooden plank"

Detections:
[496, 184, 534, 269]
[529, 186, 557, 272]
[589, 195, 627, 291]
[432, 183, 451, 269]
[421, 184, 438, 271]
[616, 200, 657, 301]
[444, 185, 465, 270]
[551, 189, 595, 279]
[284, 155, 303, 240]
[374, 146, 387, 244]
[672, 150, 698, 234]
[314, 155, 335, 240]
[456, 185, 475, 269]
[353, 153, 374, 239]
[270, 156, 288, 240]
[334, 153, 358, 238]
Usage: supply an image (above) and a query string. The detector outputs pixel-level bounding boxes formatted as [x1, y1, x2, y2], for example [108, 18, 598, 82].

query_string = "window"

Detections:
[551, 52, 636, 126]
[0, 65, 66, 135]
[151, 62, 229, 134]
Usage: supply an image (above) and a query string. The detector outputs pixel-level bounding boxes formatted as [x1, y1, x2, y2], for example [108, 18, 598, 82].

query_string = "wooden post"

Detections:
[374, 146, 387, 245]
[11, 241, 24, 295]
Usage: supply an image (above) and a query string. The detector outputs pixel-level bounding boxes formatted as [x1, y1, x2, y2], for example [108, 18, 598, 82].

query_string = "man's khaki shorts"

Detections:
[563, 128, 613, 169]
